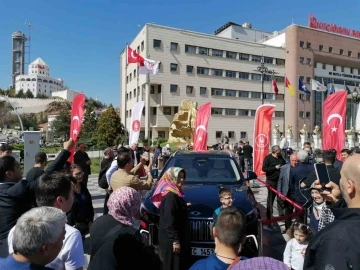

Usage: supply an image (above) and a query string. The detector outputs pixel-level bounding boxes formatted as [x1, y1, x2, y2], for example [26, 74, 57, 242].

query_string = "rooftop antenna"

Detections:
[25, 22, 32, 65]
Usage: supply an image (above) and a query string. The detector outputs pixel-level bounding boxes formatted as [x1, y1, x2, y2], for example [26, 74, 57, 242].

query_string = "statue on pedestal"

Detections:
[286, 124, 293, 136]
[273, 124, 280, 135]
[312, 125, 321, 136]
[345, 127, 355, 136]
[300, 124, 308, 136]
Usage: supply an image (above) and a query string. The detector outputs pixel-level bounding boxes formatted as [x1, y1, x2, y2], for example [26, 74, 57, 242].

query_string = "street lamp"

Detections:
[254, 58, 278, 104]
[351, 87, 360, 131]
[0, 95, 24, 133]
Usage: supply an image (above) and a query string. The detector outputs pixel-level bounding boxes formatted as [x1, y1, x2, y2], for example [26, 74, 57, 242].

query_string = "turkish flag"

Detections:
[68, 94, 86, 163]
[193, 102, 212, 151]
[253, 104, 275, 176]
[272, 80, 279, 95]
[322, 90, 347, 159]
[38, 64, 44, 69]
[127, 46, 144, 64]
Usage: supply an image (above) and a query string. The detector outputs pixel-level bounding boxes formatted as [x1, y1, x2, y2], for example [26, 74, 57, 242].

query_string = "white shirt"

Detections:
[106, 159, 118, 185]
[8, 224, 85, 270]
[280, 137, 289, 149]
[283, 238, 308, 270]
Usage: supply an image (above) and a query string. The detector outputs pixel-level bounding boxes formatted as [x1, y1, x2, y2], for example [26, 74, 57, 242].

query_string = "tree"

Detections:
[77, 105, 98, 148]
[16, 90, 26, 98]
[22, 114, 38, 130]
[97, 105, 124, 147]
[86, 98, 106, 109]
[25, 90, 34, 98]
[52, 111, 71, 139]
[38, 111, 47, 124]
[8, 87, 16, 97]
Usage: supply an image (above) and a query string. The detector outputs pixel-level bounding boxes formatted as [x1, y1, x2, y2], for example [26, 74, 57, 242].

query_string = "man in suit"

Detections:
[74, 143, 91, 186]
[277, 153, 298, 231]
[130, 143, 141, 166]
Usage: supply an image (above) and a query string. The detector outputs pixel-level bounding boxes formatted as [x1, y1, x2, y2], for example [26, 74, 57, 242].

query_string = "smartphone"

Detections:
[314, 163, 330, 190]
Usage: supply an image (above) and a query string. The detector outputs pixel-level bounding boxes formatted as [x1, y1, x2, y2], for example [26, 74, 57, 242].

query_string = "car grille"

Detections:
[188, 220, 213, 242]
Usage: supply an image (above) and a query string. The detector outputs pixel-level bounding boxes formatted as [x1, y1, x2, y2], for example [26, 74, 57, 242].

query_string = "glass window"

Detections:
[211, 108, 223, 115]
[226, 51, 236, 59]
[170, 63, 178, 72]
[300, 41, 304, 47]
[197, 67, 209, 75]
[329, 47, 333, 53]
[333, 66, 337, 71]
[212, 69, 223, 76]
[225, 70, 236, 78]
[306, 77, 311, 83]
[341, 66, 345, 72]
[250, 110, 256, 116]
[276, 58, 285, 65]
[141, 41, 144, 51]
[228, 131, 235, 138]
[212, 49, 223, 57]
[170, 84, 177, 93]
[186, 65, 194, 73]
[239, 91, 249, 98]
[158, 131, 165, 138]
[225, 90, 236, 97]
[319, 45, 323, 51]
[239, 72, 250, 79]
[300, 57, 304, 63]
[252, 92, 261, 99]
[263, 57, 273, 64]
[174, 107, 179, 114]
[241, 132, 247, 138]
[275, 76, 285, 83]
[198, 47, 209, 55]
[200, 87, 207, 95]
[251, 74, 261, 81]
[150, 85, 155, 94]
[252, 55, 262, 62]
[185, 45, 196, 53]
[307, 42, 311, 48]
[358, 53, 360, 59]
[211, 88, 223, 96]
[306, 112, 311, 118]
[225, 109, 236, 115]
[238, 109, 249, 116]
[163, 107, 172, 115]
[340, 49, 344, 55]
[275, 111, 284, 117]
[239, 54, 250, 61]
[322, 64, 326, 69]
[306, 58, 311, 65]
[275, 94, 284, 100]
[348, 51, 352, 57]
[186, 86, 193, 94]
[170, 42, 178, 51]
[216, 131, 222, 138]
[153, 39, 161, 48]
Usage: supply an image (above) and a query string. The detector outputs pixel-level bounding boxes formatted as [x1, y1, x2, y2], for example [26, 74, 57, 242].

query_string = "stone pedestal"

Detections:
[300, 134, 306, 148]
[272, 134, 280, 146]
[347, 135, 355, 149]
[312, 135, 320, 149]
[286, 135, 293, 148]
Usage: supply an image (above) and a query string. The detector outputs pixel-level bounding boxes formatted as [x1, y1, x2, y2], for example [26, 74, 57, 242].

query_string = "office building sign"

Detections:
[309, 15, 360, 39]
[329, 71, 360, 80]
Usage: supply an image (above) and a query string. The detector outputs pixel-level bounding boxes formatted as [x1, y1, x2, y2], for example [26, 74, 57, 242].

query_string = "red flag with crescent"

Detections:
[193, 102, 212, 151]
[68, 94, 86, 163]
[322, 90, 347, 159]
[253, 104, 275, 176]
[127, 46, 144, 64]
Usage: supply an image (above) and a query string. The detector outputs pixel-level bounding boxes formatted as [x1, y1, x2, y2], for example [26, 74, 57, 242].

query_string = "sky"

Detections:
[1, 0, 360, 106]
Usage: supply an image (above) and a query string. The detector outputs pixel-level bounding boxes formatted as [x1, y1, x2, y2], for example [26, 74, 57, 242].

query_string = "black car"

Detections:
[140, 150, 260, 262]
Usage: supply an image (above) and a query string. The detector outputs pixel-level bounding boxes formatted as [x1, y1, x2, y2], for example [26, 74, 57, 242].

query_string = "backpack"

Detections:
[98, 161, 112, 189]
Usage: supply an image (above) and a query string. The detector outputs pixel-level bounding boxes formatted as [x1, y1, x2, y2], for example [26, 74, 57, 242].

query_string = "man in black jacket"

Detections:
[304, 154, 360, 270]
[262, 145, 286, 231]
[99, 147, 114, 215]
[74, 143, 91, 186]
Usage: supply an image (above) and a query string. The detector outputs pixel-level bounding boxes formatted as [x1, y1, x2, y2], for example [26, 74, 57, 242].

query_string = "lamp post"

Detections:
[1, 95, 24, 133]
[254, 58, 277, 104]
[351, 87, 360, 131]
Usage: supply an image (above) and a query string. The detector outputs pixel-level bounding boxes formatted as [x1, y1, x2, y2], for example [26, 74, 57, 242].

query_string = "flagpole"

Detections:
[124, 43, 128, 145]
[283, 74, 286, 134]
[147, 55, 150, 140]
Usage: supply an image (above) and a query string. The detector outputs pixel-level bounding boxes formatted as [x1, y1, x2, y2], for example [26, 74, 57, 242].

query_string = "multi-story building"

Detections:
[11, 31, 27, 87]
[120, 22, 286, 145]
[15, 58, 64, 97]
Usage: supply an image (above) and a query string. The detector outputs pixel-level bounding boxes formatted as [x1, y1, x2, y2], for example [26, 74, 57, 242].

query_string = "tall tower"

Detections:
[11, 31, 27, 87]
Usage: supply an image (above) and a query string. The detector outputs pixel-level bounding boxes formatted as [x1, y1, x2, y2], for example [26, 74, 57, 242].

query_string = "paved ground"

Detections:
[83, 175, 289, 268]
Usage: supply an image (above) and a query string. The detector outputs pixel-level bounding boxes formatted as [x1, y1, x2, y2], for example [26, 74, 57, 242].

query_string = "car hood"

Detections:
[142, 182, 255, 219]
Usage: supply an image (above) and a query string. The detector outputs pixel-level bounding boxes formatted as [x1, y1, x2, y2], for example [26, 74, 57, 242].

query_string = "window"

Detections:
[228, 131, 235, 139]
[306, 58, 311, 65]
[275, 76, 285, 83]
[163, 107, 172, 115]
[226, 51, 236, 59]
[174, 106, 179, 114]
[225, 90, 236, 97]
[306, 95, 311, 101]
[264, 93, 272, 99]
[134, 69, 136, 78]
[152, 107, 157, 115]
[340, 49, 344, 55]
[240, 132, 247, 139]
[322, 64, 326, 69]
[130, 74, 132, 81]
[263, 57, 273, 64]
[274, 111, 284, 118]
[276, 58, 285, 65]
[358, 53, 360, 59]
[329, 47, 333, 53]
[212, 49, 223, 57]
[306, 77, 311, 83]
[239, 54, 250, 61]
[170, 84, 178, 93]
[212, 69, 223, 76]
[251, 74, 261, 81]
[250, 110, 256, 116]
[153, 39, 161, 48]
[170, 42, 178, 51]
[300, 41, 304, 48]
[319, 45, 323, 51]
[170, 63, 178, 72]
[351, 68, 354, 74]
[216, 131, 222, 138]
[126, 76, 129, 83]
[200, 87, 207, 95]
[225, 109, 236, 115]
[299, 111, 304, 118]
[158, 85, 162, 93]
[197, 67, 209, 75]
[333, 66, 337, 71]
[198, 47, 209, 55]
[238, 109, 249, 116]
[150, 85, 155, 94]
[348, 51, 352, 57]
[299, 93, 304, 100]
[307, 42, 311, 48]
[239, 91, 249, 98]
[239, 72, 250, 79]
[211, 88, 223, 96]
[275, 94, 284, 100]
[299, 57, 304, 63]
[252, 55, 262, 62]
[252, 92, 261, 99]
[314, 63, 318, 68]
[186, 65, 194, 73]
[137, 46, 140, 53]
[341, 66, 345, 72]
[211, 108, 223, 115]
[186, 86, 193, 94]
[305, 112, 311, 118]
[185, 45, 196, 53]
[141, 41, 144, 51]
[126, 93, 129, 100]
[225, 70, 236, 78]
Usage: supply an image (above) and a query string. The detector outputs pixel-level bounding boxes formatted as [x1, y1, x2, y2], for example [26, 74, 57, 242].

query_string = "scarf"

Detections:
[313, 201, 325, 220]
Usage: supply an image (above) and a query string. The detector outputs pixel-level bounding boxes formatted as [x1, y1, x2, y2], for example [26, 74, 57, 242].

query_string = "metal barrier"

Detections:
[256, 177, 306, 256]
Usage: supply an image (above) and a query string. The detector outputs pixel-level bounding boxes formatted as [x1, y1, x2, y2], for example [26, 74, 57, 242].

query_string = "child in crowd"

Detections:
[308, 188, 325, 234]
[284, 222, 313, 270]
[213, 188, 234, 224]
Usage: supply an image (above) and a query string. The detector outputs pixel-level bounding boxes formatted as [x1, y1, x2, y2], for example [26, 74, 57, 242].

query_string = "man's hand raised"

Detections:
[63, 139, 75, 151]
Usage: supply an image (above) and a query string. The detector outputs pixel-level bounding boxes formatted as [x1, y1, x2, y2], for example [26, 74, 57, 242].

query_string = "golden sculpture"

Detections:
[168, 99, 198, 144]
[286, 124, 293, 136]
[300, 124, 308, 135]
[273, 124, 280, 135]
[312, 125, 321, 136]
[345, 127, 355, 136]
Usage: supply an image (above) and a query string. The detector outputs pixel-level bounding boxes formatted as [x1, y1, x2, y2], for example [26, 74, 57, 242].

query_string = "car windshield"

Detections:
[162, 156, 243, 183]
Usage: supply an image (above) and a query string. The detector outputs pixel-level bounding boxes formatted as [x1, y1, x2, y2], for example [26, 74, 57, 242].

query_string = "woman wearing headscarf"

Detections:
[152, 167, 189, 270]
[88, 187, 142, 269]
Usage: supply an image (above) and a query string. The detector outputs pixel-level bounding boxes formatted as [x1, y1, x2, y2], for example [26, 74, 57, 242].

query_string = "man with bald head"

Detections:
[304, 155, 360, 270]
[277, 153, 299, 231]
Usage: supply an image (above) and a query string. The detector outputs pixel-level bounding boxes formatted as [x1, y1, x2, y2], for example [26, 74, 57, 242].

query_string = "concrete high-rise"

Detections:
[11, 31, 27, 87]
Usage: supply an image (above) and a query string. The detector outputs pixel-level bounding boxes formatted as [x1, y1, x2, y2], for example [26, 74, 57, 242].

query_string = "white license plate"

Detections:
[191, 247, 214, 256]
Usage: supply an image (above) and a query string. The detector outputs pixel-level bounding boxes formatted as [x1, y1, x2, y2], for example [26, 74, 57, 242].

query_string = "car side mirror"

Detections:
[151, 169, 158, 178]
[245, 171, 257, 181]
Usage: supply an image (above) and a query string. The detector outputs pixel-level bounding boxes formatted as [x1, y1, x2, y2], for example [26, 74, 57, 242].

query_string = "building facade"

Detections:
[15, 58, 64, 97]
[51, 89, 81, 101]
[120, 23, 286, 145]
[11, 31, 27, 87]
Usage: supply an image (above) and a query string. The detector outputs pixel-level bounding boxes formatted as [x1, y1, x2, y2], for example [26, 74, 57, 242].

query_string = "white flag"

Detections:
[139, 58, 160, 75]
[129, 101, 145, 146]
[311, 79, 327, 92]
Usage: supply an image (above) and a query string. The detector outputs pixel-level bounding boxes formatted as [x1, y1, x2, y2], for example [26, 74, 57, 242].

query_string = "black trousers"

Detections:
[103, 190, 111, 215]
[83, 173, 89, 186]
[266, 181, 283, 220]
[239, 156, 245, 172]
